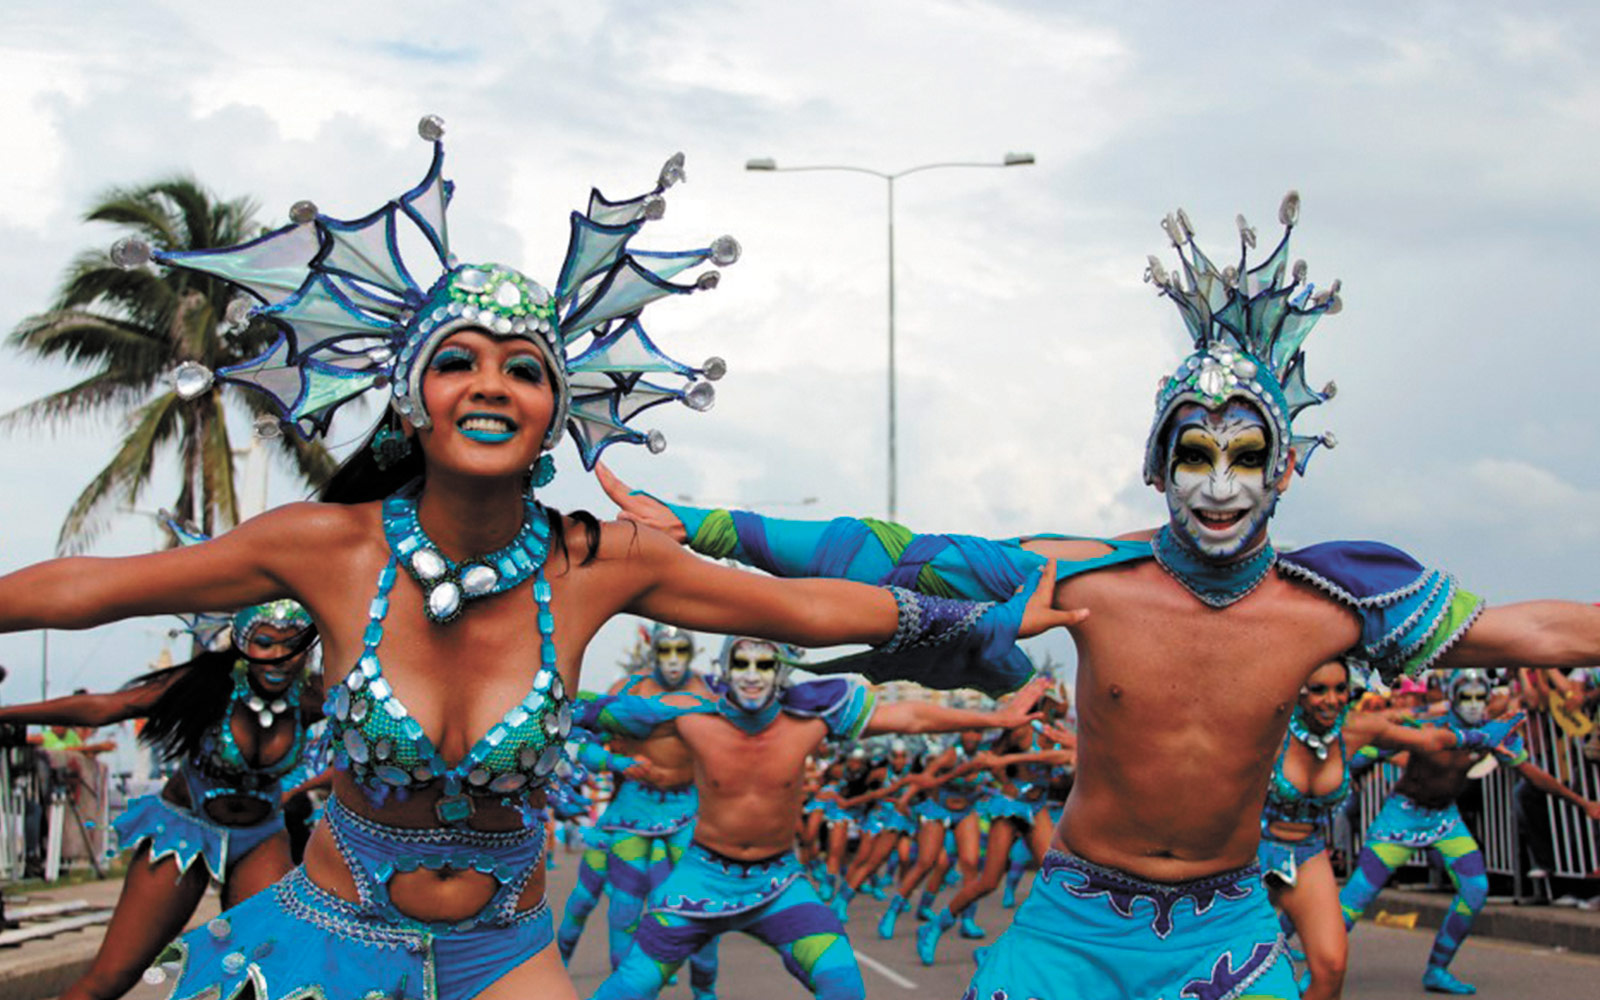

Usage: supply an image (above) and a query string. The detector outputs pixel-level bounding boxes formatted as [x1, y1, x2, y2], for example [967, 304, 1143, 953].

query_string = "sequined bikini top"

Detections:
[1263, 731, 1351, 826]
[187, 662, 306, 803]
[324, 546, 573, 827]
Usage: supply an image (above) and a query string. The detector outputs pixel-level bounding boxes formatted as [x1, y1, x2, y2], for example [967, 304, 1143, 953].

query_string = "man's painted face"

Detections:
[654, 636, 692, 687]
[1453, 683, 1490, 726]
[728, 640, 781, 711]
[1164, 401, 1277, 560]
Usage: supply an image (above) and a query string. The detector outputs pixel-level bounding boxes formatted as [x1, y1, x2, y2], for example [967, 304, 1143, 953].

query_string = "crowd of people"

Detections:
[0, 116, 1596, 1000]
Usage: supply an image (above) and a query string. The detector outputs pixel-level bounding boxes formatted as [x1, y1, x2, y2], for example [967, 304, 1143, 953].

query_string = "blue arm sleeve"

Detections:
[804, 567, 1047, 696]
[660, 498, 1046, 601]
[572, 692, 712, 739]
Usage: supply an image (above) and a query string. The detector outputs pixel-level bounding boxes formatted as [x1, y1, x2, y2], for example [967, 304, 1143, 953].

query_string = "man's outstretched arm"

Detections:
[1440, 601, 1600, 671]
[861, 677, 1047, 736]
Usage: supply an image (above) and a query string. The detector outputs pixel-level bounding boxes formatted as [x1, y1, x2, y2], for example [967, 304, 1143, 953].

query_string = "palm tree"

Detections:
[1, 177, 335, 553]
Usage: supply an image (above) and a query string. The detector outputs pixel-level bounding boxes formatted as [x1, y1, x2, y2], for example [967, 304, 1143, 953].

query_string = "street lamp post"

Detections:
[745, 153, 1035, 521]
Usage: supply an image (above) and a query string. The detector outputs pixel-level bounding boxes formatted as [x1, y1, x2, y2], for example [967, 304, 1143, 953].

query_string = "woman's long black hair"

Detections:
[124, 648, 239, 763]
[320, 409, 604, 567]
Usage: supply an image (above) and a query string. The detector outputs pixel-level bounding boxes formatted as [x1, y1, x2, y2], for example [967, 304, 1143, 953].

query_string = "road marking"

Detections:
[856, 951, 918, 990]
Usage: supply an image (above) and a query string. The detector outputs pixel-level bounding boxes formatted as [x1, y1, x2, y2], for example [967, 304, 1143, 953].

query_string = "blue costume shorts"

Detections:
[113, 794, 285, 884]
[965, 852, 1300, 1000]
[1257, 826, 1328, 888]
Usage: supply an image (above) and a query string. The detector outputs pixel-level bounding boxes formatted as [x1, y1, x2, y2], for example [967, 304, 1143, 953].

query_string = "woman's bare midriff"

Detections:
[304, 775, 547, 924]
[161, 773, 276, 828]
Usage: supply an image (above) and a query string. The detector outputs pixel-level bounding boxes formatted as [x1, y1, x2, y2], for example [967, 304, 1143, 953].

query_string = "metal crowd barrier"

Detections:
[1349, 709, 1599, 881]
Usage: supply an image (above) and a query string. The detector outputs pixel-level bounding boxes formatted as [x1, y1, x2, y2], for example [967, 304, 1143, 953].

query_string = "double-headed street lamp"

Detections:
[745, 153, 1035, 521]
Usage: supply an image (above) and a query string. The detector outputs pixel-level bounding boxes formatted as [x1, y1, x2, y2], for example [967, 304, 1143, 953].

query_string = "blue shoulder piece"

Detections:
[781, 678, 877, 741]
[1277, 541, 1484, 682]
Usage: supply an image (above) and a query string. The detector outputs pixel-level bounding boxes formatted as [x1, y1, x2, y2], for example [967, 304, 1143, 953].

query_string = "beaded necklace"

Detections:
[1287, 702, 1350, 761]
[382, 486, 551, 624]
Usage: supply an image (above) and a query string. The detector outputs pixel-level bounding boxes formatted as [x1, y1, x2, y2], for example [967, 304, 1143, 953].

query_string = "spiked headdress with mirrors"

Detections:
[111, 115, 738, 469]
[1142, 191, 1341, 486]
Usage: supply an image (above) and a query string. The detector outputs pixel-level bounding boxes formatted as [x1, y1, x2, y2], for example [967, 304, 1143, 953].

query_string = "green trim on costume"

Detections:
[861, 519, 958, 598]
[1401, 590, 1484, 676]
[690, 509, 741, 559]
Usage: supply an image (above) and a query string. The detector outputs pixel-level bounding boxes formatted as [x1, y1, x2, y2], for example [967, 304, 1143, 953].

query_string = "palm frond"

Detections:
[84, 188, 182, 248]
[8, 310, 170, 374]
[55, 250, 177, 322]
[54, 392, 184, 554]
[0, 370, 155, 434]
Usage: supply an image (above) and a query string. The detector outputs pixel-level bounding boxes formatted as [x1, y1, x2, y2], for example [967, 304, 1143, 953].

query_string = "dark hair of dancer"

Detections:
[124, 627, 320, 763]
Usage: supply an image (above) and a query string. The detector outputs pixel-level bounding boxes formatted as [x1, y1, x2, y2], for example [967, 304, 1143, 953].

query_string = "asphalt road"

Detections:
[106, 851, 1600, 999]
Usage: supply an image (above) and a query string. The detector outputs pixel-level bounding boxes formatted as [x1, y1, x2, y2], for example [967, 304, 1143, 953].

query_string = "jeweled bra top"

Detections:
[1262, 730, 1351, 826]
[323, 489, 573, 826]
[186, 661, 306, 804]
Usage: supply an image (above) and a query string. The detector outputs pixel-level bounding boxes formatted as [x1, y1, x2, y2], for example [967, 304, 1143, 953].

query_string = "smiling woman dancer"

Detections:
[0, 599, 317, 1000]
[1261, 658, 1483, 1000]
[0, 117, 1078, 1000]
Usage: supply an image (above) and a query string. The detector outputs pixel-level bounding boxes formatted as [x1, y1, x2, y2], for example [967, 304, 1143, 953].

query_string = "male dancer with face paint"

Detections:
[1340, 670, 1600, 994]
[579, 624, 720, 998]
[601, 192, 1600, 998]
[586, 641, 1051, 1000]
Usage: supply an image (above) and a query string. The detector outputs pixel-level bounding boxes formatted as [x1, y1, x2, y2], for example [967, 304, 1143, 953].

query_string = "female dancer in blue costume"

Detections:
[0, 599, 318, 1000]
[915, 715, 1075, 965]
[602, 191, 1600, 1000]
[0, 118, 1078, 1000]
[1262, 658, 1486, 1000]
[835, 739, 920, 918]
[1339, 670, 1600, 995]
[873, 729, 987, 938]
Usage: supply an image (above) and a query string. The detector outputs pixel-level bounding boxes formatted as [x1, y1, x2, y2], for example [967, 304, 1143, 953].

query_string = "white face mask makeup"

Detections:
[655, 639, 692, 687]
[1453, 685, 1490, 726]
[1164, 402, 1278, 560]
[728, 640, 780, 712]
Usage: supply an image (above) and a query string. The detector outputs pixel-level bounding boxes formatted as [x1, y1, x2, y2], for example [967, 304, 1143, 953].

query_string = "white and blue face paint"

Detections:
[727, 639, 782, 712]
[1164, 401, 1279, 560]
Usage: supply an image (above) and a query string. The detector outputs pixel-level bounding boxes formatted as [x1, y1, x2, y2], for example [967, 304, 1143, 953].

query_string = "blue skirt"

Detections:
[113, 794, 284, 883]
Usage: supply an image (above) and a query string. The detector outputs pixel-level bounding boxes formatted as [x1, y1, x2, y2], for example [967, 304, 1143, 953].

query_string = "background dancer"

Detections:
[0, 599, 317, 1000]
[602, 191, 1600, 999]
[916, 713, 1073, 964]
[1340, 670, 1600, 995]
[590, 623, 720, 998]
[588, 642, 1052, 1000]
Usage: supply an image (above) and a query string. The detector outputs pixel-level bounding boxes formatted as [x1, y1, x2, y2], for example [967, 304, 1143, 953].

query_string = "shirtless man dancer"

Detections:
[588, 642, 1054, 1000]
[602, 192, 1600, 997]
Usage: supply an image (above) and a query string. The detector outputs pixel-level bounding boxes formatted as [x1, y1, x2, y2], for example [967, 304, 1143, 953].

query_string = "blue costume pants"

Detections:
[593, 843, 865, 1000]
[1339, 794, 1488, 974]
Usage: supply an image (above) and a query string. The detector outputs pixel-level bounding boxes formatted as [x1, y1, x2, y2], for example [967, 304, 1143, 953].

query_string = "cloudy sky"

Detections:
[1, 2, 1596, 756]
